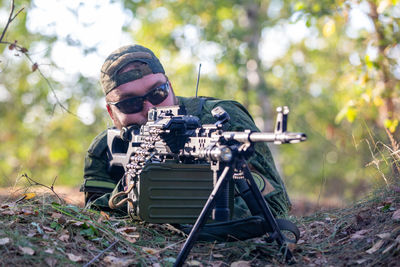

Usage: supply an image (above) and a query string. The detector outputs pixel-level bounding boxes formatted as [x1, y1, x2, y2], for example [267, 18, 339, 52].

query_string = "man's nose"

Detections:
[142, 100, 155, 114]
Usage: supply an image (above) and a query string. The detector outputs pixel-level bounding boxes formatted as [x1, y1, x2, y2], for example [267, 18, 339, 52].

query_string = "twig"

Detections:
[317, 153, 327, 208]
[157, 238, 186, 254]
[365, 140, 389, 185]
[0, 0, 24, 43]
[83, 240, 119, 267]
[0, 0, 76, 116]
[21, 173, 65, 204]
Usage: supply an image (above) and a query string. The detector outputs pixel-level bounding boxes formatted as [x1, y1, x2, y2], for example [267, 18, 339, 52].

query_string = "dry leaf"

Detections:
[382, 243, 396, 254]
[308, 221, 325, 228]
[24, 193, 36, 200]
[116, 226, 137, 234]
[19, 246, 35, 255]
[67, 253, 83, 262]
[231, 261, 251, 267]
[351, 229, 369, 240]
[45, 257, 57, 267]
[2, 203, 16, 209]
[27, 231, 38, 238]
[376, 233, 391, 239]
[45, 248, 54, 254]
[21, 208, 35, 215]
[100, 211, 110, 220]
[15, 193, 36, 203]
[71, 221, 85, 227]
[302, 256, 311, 263]
[51, 212, 62, 219]
[210, 261, 228, 267]
[58, 234, 69, 242]
[121, 233, 138, 243]
[356, 258, 368, 265]
[103, 255, 135, 266]
[142, 246, 159, 255]
[213, 253, 224, 258]
[32, 63, 38, 72]
[187, 260, 202, 266]
[288, 242, 297, 251]
[42, 226, 55, 233]
[392, 209, 400, 221]
[0, 237, 10, 245]
[1, 210, 15, 216]
[366, 239, 385, 254]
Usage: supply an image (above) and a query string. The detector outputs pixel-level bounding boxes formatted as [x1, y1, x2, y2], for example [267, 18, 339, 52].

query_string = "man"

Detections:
[81, 44, 291, 218]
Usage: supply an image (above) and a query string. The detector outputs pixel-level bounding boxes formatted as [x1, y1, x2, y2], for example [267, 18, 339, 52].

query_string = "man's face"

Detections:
[106, 73, 177, 129]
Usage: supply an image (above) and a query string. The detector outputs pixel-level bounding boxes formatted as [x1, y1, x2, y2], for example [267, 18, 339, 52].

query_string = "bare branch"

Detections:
[0, 0, 15, 43]
[11, 6, 24, 21]
[0, 0, 24, 43]
[24, 53, 76, 116]
[21, 173, 65, 204]
[0, 1, 77, 116]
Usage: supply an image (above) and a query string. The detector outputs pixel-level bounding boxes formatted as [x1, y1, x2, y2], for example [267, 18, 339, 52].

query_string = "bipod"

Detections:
[173, 154, 297, 266]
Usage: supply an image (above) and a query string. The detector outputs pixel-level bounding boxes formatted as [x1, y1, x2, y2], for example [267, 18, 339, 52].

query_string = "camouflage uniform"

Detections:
[81, 96, 291, 217]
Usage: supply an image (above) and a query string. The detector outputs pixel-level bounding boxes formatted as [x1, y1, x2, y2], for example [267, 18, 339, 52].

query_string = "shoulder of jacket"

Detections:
[203, 99, 253, 120]
[87, 129, 109, 157]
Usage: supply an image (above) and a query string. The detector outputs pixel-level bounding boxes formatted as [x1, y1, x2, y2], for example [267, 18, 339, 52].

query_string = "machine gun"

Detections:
[107, 105, 306, 266]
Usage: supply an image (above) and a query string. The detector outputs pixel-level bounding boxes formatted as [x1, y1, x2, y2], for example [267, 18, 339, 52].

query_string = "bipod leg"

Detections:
[174, 165, 233, 267]
[239, 162, 295, 263]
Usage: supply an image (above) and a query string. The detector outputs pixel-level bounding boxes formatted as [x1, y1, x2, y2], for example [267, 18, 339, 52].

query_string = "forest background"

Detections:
[0, 0, 399, 209]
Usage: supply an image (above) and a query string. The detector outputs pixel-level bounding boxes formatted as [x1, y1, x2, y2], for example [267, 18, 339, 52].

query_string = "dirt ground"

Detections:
[0, 186, 342, 216]
[1, 185, 399, 266]
[0, 186, 84, 207]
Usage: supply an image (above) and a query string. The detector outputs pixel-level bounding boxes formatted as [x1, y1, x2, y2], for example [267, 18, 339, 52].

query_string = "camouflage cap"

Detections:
[100, 45, 165, 95]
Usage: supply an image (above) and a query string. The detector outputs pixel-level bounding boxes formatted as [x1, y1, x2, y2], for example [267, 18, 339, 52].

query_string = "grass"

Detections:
[0, 183, 399, 266]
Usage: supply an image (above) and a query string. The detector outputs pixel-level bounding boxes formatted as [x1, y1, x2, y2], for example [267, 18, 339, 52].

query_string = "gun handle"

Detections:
[274, 106, 289, 134]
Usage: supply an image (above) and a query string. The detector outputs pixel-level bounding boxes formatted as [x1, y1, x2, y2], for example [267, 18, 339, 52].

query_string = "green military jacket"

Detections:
[81, 97, 291, 217]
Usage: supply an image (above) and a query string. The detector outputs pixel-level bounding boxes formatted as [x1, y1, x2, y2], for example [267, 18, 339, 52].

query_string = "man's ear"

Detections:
[106, 104, 115, 121]
[168, 80, 179, 105]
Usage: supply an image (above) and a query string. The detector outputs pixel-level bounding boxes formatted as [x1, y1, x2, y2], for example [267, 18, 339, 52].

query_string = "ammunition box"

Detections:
[136, 162, 233, 224]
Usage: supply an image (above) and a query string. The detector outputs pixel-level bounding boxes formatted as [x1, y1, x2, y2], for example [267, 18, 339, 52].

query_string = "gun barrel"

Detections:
[222, 131, 307, 144]
[250, 132, 307, 144]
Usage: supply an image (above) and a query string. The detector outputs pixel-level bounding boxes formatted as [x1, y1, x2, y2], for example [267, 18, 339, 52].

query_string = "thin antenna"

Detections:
[195, 63, 202, 98]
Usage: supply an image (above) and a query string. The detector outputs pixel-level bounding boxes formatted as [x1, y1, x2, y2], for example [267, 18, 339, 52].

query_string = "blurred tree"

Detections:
[0, 0, 398, 204]
[118, 0, 400, 200]
[0, 0, 109, 186]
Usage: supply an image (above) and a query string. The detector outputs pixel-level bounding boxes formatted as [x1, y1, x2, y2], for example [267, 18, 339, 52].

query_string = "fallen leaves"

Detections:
[365, 231, 400, 255]
[58, 230, 70, 242]
[15, 193, 36, 203]
[350, 229, 369, 240]
[19, 246, 35, 255]
[0, 237, 10, 245]
[186, 260, 202, 266]
[230, 260, 251, 267]
[366, 240, 385, 254]
[103, 255, 135, 266]
[67, 253, 83, 262]
[392, 209, 400, 221]
[116, 226, 139, 243]
[0, 203, 38, 216]
[116, 226, 137, 234]
[142, 246, 159, 255]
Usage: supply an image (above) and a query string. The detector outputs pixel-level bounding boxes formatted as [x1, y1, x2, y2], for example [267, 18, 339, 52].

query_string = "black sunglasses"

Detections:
[107, 82, 170, 114]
